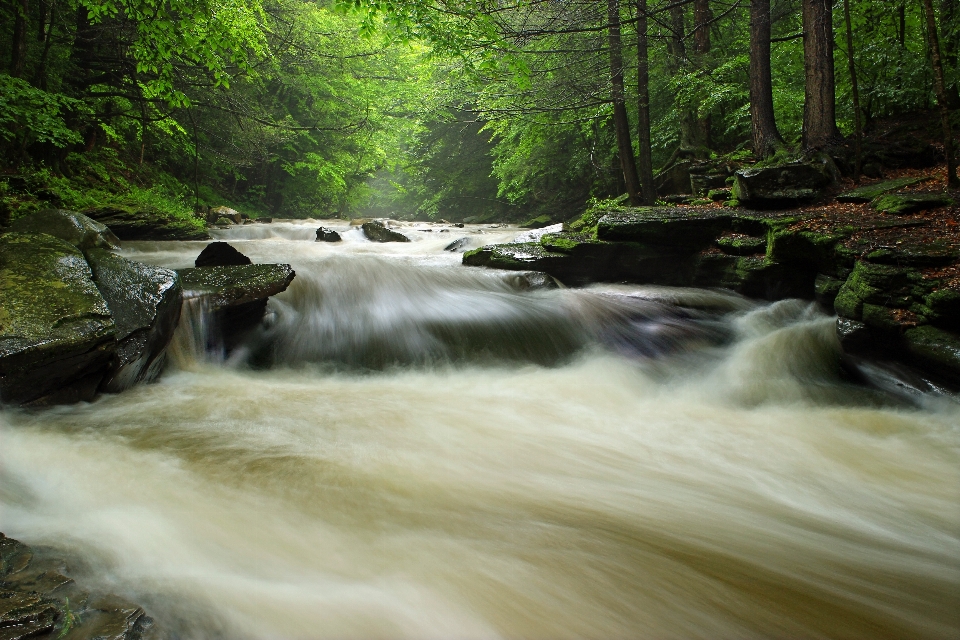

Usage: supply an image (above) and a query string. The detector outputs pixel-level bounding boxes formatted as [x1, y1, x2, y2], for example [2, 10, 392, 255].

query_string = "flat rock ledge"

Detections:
[177, 263, 296, 311]
[0, 532, 163, 640]
[463, 205, 960, 387]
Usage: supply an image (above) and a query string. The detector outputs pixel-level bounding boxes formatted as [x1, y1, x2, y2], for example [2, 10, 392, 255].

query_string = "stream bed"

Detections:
[1, 220, 958, 639]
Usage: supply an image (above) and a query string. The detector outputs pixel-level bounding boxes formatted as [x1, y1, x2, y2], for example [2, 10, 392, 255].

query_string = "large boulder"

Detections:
[654, 160, 694, 195]
[316, 227, 342, 242]
[596, 208, 731, 251]
[195, 241, 252, 267]
[9, 208, 120, 250]
[362, 221, 410, 242]
[86, 249, 182, 393]
[84, 205, 209, 240]
[0, 233, 116, 405]
[207, 206, 242, 225]
[732, 161, 834, 207]
[178, 263, 296, 351]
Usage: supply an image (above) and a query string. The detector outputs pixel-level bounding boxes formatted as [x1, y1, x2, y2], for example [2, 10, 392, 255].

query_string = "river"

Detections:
[1, 220, 958, 639]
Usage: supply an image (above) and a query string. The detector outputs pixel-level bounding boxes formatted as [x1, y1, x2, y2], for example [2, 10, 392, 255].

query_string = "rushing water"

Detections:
[1, 220, 959, 639]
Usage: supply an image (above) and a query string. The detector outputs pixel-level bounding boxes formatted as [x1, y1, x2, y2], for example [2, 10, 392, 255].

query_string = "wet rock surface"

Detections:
[0, 233, 116, 405]
[86, 249, 182, 393]
[178, 264, 296, 311]
[361, 221, 410, 242]
[315, 227, 342, 242]
[0, 533, 161, 640]
[9, 209, 121, 251]
[195, 242, 252, 267]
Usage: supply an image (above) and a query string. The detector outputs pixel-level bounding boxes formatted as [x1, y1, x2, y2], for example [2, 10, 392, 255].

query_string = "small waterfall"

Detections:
[166, 295, 224, 369]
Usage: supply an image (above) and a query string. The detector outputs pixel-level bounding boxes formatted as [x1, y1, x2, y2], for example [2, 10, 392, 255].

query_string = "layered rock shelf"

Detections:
[464, 204, 960, 385]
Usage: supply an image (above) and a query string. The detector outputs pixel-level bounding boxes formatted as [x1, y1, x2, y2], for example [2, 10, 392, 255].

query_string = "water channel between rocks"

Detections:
[1, 220, 959, 639]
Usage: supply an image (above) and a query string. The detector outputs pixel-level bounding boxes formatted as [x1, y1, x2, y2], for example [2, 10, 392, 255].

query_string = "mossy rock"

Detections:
[863, 240, 959, 267]
[716, 234, 766, 256]
[539, 232, 599, 254]
[84, 205, 209, 240]
[177, 263, 296, 311]
[922, 287, 960, 332]
[833, 262, 917, 320]
[9, 208, 120, 250]
[708, 188, 732, 201]
[596, 207, 731, 250]
[767, 229, 847, 275]
[814, 274, 844, 307]
[871, 193, 955, 215]
[520, 214, 554, 229]
[835, 176, 931, 203]
[731, 161, 834, 207]
[0, 233, 116, 405]
[903, 325, 960, 383]
[86, 249, 183, 393]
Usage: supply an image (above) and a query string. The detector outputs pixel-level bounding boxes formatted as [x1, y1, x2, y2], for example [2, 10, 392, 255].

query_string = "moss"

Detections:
[871, 193, 955, 215]
[520, 214, 553, 229]
[716, 234, 766, 256]
[836, 176, 931, 203]
[904, 325, 960, 378]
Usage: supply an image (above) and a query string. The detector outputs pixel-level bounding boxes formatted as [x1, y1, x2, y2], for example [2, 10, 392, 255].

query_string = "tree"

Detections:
[635, 0, 655, 203]
[608, 0, 642, 204]
[693, 0, 712, 148]
[802, 0, 841, 149]
[749, 0, 783, 157]
[922, 0, 959, 186]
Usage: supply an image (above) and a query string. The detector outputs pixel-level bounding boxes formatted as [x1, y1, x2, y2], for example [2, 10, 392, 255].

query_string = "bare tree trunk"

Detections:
[842, 0, 862, 181]
[693, 0, 712, 149]
[749, 0, 784, 157]
[922, 0, 959, 187]
[608, 0, 642, 205]
[942, 0, 960, 107]
[666, 4, 702, 153]
[802, 0, 842, 150]
[10, 0, 29, 78]
[636, 0, 655, 204]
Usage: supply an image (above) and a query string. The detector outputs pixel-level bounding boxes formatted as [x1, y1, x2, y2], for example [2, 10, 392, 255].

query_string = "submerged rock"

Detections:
[732, 162, 834, 207]
[86, 249, 182, 393]
[362, 221, 410, 243]
[195, 242, 252, 267]
[444, 237, 469, 252]
[904, 325, 960, 383]
[0, 233, 116, 405]
[84, 205, 209, 241]
[9, 208, 120, 250]
[0, 532, 161, 639]
[316, 227, 342, 242]
[871, 193, 955, 215]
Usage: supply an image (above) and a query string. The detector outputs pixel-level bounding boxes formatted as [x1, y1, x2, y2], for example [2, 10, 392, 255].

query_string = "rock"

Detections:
[177, 264, 296, 311]
[0, 233, 116, 405]
[708, 188, 732, 201]
[732, 161, 834, 207]
[361, 221, 410, 242]
[178, 263, 296, 353]
[195, 242, 252, 267]
[834, 262, 915, 321]
[316, 227, 342, 242]
[444, 238, 469, 252]
[0, 589, 58, 639]
[214, 216, 234, 226]
[654, 160, 694, 195]
[520, 215, 553, 229]
[257, 217, 273, 224]
[84, 206, 209, 241]
[86, 249, 183, 393]
[903, 325, 960, 383]
[513, 223, 563, 243]
[596, 208, 731, 251]
[208, 206, 242, 224]
[836, 318, 879, 354]
[503, 271, 559, 291]
[66, 594, 152, 640]
[861, 240, 958, 267]
[661, 195, 695, 205]
[689, 172, 728, 196]
[835, 176, 931, 203]
[921, 288, 960, 332]
[9, 208, 120, 250]
[871, 193, 955, 215]
[716, 234, 766, 256]
[814, 274, 844, 307]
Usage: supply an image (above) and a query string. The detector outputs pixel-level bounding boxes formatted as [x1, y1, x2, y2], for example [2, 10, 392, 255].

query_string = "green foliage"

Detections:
[0, 75, 89, 150]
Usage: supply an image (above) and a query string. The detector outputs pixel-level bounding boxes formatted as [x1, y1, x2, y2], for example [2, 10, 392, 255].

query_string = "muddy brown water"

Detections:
[1, 220, 958, 638]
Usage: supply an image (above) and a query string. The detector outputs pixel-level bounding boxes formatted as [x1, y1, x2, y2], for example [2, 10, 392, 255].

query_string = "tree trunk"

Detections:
[693, 0, 712, 149]
[942, 0, 960, 107]
[10, 0, 29, 78]
[636, 0, 655, 204]
[608, 0, 642, 205]
[749, 0, 784, 157]
[802, 0, 842, 150]
[922, 0, 959, 187]
[666, 4, 702, 153]
[842, 0, 862, 181]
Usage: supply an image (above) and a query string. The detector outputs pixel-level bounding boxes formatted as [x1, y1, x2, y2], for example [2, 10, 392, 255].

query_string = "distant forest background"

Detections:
[0, 0, 957, 223]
